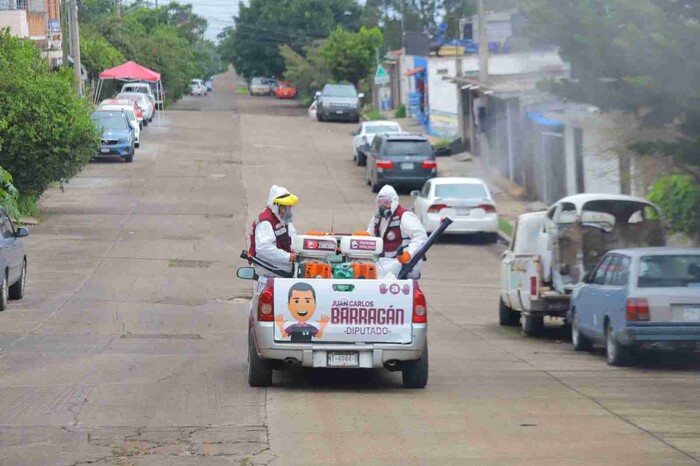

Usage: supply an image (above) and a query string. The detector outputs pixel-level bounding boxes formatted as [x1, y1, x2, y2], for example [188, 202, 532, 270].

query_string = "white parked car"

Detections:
[121, 82, 156, 109]
[308, 99, 318, 119]
[99, 105, 141, 148]
[116, 92, 154, 123]
[411, 177, 498, 241]
[350, 120, 402, 166]
[190, 79, 206, 96]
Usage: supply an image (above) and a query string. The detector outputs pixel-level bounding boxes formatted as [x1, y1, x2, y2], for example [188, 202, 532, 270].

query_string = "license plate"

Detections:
[336, 110, 345, 114]
[683, 307, 700, 322]
[400, 163, 415, 170]
[100, 148, 110, 154]
[327, 352, 359, 367]
[456, 208, 472, 216]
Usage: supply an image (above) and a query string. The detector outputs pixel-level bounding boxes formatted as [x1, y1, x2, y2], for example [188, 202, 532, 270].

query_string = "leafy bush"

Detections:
[394, 104, 406, 118]
[0, 31, 99, 199]
[0, 166, 19, 220]
[648, 175, 700, 237]
[363, 109, 383, 121]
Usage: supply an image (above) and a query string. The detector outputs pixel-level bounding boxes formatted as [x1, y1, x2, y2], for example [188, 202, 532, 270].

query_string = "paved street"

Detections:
[0, 70, 698, 465]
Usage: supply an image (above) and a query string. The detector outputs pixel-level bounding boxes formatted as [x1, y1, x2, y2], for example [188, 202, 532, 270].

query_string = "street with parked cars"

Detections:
[1, 71, 698, 465]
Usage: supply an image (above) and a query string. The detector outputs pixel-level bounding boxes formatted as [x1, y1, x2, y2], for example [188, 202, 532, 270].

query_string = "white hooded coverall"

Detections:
[253, 185, 297, 275]
[367, 185, 428, 277]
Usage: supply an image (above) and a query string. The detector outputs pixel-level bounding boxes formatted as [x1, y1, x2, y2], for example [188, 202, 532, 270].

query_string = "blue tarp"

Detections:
[527, 112, 564, 128]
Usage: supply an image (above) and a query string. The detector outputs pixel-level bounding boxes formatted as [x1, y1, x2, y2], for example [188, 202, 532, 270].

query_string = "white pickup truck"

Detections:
[500, 194, 666, 336]
[238, 219, 451, 388]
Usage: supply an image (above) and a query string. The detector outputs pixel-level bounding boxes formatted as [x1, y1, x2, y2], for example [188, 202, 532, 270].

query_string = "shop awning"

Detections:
[405, 66, 426, 77]
[527, 112, 564, 128]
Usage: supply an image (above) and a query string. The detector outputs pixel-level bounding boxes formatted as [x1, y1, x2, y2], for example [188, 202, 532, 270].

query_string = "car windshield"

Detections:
[323, 85, 357, 97]
[435, 183, 488, 200]
[126, 86, 149, 93]
[638, 255, 700, 288]
[366, 125, 399, 134]
[117, 93, 145, 103]
[101, 107, 135, 121]
[251, 78, 266, 85]
[92, 115, 128, 131]
[383, 140, 431, 156]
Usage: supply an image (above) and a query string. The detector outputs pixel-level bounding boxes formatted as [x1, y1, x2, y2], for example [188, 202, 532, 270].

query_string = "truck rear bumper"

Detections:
[253, 322, 427, 368]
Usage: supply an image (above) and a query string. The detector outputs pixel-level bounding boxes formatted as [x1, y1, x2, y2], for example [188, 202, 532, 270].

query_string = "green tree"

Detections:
[0, 31, 99, 199]
[320, 27, 384, 86]
[280, 41, 331, 98]
[218, 0, 363, 80]
[522, 0, 700, 173]
[80, 28, 126, 81]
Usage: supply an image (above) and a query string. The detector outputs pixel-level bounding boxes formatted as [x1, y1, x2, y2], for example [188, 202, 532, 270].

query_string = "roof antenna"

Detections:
[330, 211, 336, 234]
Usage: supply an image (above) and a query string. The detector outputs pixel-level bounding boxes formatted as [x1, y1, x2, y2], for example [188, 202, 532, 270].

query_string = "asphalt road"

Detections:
[0, 70, 698, 465]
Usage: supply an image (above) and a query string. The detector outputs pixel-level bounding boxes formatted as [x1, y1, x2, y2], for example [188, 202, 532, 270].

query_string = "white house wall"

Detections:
[427, 57, 459, 138]
[0, 10, 29, 37]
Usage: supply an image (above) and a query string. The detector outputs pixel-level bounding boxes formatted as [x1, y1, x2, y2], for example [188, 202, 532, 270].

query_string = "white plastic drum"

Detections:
[292, 235, 338, 259]
[340, 236, 383, 259]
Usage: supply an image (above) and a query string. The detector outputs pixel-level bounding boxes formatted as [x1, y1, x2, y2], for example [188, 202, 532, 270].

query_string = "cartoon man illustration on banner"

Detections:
[275, 282, 329, 342]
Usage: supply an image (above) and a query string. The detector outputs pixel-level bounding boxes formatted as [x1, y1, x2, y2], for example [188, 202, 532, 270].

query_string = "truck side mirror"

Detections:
[315, 91, 321, 98]
[237, 267, 257, 281]
[581, 271, 592, 283]
[410, 190, 420, 197]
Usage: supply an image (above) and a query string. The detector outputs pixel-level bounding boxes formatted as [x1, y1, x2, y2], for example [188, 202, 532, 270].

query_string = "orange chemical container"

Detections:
[351, 263, 377, 279]
[303, 262, 332, 279]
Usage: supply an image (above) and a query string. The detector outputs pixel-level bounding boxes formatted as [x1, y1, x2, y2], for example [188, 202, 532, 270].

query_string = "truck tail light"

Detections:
[257, 280, 275, 322]
[626, 298, 650, 322]
[427, 204, 447, 213]
[376, 160, 394, 169]
[422, 160, 437, 169]
[412, 281, 427, 323]
[530, 276, 538, 297]
[478, 204, 496, 213]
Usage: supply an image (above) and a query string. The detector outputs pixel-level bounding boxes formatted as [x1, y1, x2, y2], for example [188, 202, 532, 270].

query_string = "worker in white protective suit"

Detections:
[367, 185, 428, 278]
[248, 185, 298, 276]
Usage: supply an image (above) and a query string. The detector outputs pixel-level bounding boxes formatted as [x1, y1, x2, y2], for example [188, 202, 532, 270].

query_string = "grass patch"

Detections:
[499, 218, 514, 238]
[17, 194, 39, 219]
[394, 104, 406, 118]
[363, 109, 383, 121]
[236, 85, 249, 95]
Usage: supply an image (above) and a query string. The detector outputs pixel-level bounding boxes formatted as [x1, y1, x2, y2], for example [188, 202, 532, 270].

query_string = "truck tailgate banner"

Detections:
[273, 279, 414, 344]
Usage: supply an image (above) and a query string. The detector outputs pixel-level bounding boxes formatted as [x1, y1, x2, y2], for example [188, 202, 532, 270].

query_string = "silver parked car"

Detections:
[569, 248, 700, 366]
[0, 207, 29, 311]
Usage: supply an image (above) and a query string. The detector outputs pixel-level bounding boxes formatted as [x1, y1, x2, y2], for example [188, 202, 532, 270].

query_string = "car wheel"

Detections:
[317, 112, 323, 122]
[143, 119, 148, 127]
[522, 313, 544, 337]
[498, 298, 520, 327]
[402, 341, 428, 388]
[365, 165, 371, 186]
[357, 151, 366, 167]
[571, 308, 593, 351]
[8, 260, 26, 300]
[606, 321, 633, 366]
[135, 142, 140, 149]
[0, 271, 8, 311]
[371, 175, 380, 193]
[248, 331, 272, 387]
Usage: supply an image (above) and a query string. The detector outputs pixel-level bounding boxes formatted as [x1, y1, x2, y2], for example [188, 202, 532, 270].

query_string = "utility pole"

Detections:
[477, 0, 489, 83]
[69, 0, 82, 93]
[60, 0, 68, 65]
[115, 0, 120, 17]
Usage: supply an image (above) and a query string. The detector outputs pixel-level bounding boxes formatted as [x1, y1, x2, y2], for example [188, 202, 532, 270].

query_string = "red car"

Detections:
[274, 82, 297, 99]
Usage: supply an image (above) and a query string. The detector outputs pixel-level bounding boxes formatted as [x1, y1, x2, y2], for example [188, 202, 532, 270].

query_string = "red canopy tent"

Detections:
[94, 61, 164, 115]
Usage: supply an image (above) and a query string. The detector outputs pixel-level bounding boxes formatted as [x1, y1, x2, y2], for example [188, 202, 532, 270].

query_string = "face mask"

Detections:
[378, 205, 391, 219]
[278, 206, 293, 222]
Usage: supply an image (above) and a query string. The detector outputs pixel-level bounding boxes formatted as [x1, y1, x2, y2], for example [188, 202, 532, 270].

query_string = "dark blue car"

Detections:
[91, 111, 136, 163]
[0, 207, 28, 311]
